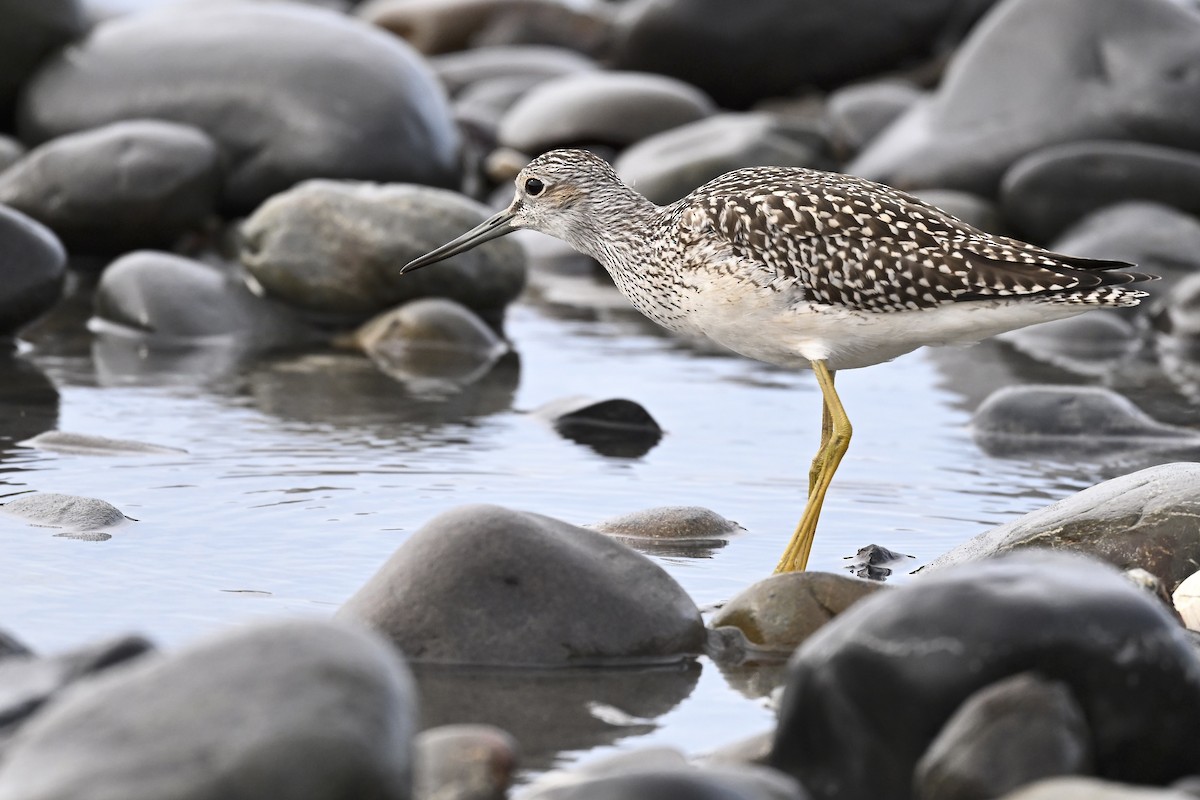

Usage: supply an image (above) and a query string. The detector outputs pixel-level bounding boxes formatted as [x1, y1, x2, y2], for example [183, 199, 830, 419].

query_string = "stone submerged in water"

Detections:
[18, 431, 186, 456]
[18, 4, 460, 212]
[0, 120, 220, 253]
[338, 504, 705, 666]
[923, 463, 1200, 589]
[240, 180, 526, 326]
[770, 551, 1200, 800]
[1, 492, 126, 531]
[0, 204, 65, 338]
[532, 395, 663, 458]
[0, 620, 417, 800]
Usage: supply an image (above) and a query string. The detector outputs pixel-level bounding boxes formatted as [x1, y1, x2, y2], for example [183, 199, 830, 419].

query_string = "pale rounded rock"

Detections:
[1173, 570, 1200, 631]
[430, 45, 596, 95]
[1, 492, 125, 530]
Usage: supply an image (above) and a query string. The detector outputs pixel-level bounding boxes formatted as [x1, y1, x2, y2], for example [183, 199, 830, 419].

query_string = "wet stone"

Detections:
[0, 635, 153, 751]
[240, 181, 526, 326]
[498, 70, 716, 153]
[416, 724, 517, 800]
[0, 631, 31, 660]
[842, 544, 917, 581]
[999, 312, 1139, 377]
[711, 572, 887, 655]
[532, 396, 663, 458]
[924, 463, 1200, 588]
[851, 0, 1200, 194]
[19, 3, 460, 212]
[0, 204, 66, 338]
[591, 506, 741, 541]
[1001, 141, 1200, 243]
[972, 385, 1194, 443]
[0, 619, 417, 800]
[826, 81, 924, 156]
[614, 113, 834, 205]
[338, 504, 706, 666]
[770, 551, 1200, 800]
[18, 431, 187, 456]
[913, 672, 1092, 800]
[1, 492, 125, 530]
[519, 763, 805, 800]
[0, 120, 220, 253]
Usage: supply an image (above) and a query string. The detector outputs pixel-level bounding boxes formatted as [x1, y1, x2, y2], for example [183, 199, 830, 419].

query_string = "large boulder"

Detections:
[18, 4, 460, 212]
[850, 0, 1200, 195]
[240, 180, 526, 326]
[0, 204, 65, 337]
[338, 504, 706, 666]
[770, 552, 1200, 800]
[0, 120, 220, 252]
[924, 463, 1200, 588]
[0, 619, 417, 800]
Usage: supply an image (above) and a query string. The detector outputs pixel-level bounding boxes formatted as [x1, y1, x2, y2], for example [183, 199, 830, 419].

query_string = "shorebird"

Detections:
[401, 149, 1152, 572]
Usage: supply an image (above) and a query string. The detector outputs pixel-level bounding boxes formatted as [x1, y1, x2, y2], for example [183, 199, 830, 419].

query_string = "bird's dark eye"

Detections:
[524, 178, 545, 196]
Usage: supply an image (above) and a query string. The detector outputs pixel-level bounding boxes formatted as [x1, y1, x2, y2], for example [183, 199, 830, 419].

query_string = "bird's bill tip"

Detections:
[400, 210, 518, 275]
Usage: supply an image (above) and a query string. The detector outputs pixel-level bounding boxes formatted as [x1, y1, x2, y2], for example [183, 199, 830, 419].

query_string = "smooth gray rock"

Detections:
[0, 492, 125, 530]
[851, 0, 1200, 194]
[240, 181, 526, 325]
[0, 619, 417, 800]
[914, 672, 1092, 800]
[591, 506, 741, 541]
[498, 71, 715, 153]
[614, 113, 833, 205]
[0, 204, 65, 337]
[608, 0, 993, 109]
[0, 635, 153, 749]
[972, 385, 1193, 440]
[19, 4, 460, 212]
[1001, 141, 1200, 243]
[770, 552, 1200, 800]
[0, 136, 23, 173]
[430, 44, 597, 96]
[1000, 777, 1198, 800]
[532, 395, 663, 458]
[998, 312, 1139, 377]
[711, 572, 886, 655]
[94, 251, 307, 344]
[416, 724, 517, 800]
[519, 764, 806, 800]
[18, 431, 187, 456]
[922, 464, 1200, 589]
[0, 120, 220, 252]
[0, 631, 31, 660]
[338, 504, 705, 666]
[0, 0, 85, 127]
[827, 81, 924, 156]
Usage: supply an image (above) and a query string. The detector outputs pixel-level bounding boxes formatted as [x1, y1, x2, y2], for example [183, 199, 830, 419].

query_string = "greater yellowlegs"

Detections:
[402, 149, 1152, 572]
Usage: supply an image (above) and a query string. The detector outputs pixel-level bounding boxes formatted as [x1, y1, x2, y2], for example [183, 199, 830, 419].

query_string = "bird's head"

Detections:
[400, 149, 623, 275]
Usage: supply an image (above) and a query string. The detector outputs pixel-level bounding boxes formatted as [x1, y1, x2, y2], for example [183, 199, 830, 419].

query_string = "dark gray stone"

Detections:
[497, 71, 716, 153]
[0, 136, 23, 172]
[608, 0, 994, 110]
[94, 251, 308, 343]
[532, 395, 663, 458]
[338, 504, 705, 666]
[0, 635, 152, 749]
[972, 385, 1193, 441]
[851, 0, 1200, 195]
[19, 4, 460, 212]
[415, 724, 516, 800]
[770, 552, 1200, 800]
[353, 298, 509, 392]
[18, 431, 186, 456]
[240, 181, 526, 326]
[614, 113, 833, 205]
[518, 764, 806, 800]
[430, 44, 597, 96]
[914, 672, 1092, 800]
[922, 464, 1200, 589]
[711, 572, 887, 655]
[0, 0, 85, 128]
[0, 631, 31, 660]
[0, 619, 417, 800]
[0, 120, 220, 253]
[1001, 141, 1200, 243]
[1, 492, 125, 530]
[0, 204, 65, 337]
[826, 81, 924, 156]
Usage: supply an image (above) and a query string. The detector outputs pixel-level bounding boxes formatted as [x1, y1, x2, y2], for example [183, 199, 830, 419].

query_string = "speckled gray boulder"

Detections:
[19, 4, 460, 212]
[338, 504, 705, 666]
[0, 120, 220, 252]
[614, 113, 833, 205]
[0, 204, 65, 337]
[498, 71, 715, 153]
[241, 181, 526, 325]
[924, 464, 1200, 588]
[0, 619, 417, 800]
[851, 0, 1200, 194]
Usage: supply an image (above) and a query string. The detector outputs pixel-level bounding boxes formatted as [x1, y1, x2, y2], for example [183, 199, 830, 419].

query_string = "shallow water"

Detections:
[2, 255, 1196, 773]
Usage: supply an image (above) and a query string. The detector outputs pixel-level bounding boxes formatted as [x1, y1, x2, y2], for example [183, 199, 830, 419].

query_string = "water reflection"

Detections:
[0, 351, 60, 456]
[413, 661, 701, 772]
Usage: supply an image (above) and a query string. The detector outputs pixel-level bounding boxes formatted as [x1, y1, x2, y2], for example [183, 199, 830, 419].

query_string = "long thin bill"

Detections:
[400, 210, 517, 274]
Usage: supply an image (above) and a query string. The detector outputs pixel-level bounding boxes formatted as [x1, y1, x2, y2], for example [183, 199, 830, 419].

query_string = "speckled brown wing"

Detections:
[677, 167, 1148, 313]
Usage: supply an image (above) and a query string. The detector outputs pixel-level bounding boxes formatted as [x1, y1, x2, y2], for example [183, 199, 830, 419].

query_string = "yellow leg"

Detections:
[776, 361, 852, 573]
[808, 392, 834, 497]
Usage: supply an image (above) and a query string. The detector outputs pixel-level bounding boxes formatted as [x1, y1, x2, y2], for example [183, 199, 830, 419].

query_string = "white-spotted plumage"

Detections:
[497, 149, 1151, 371]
